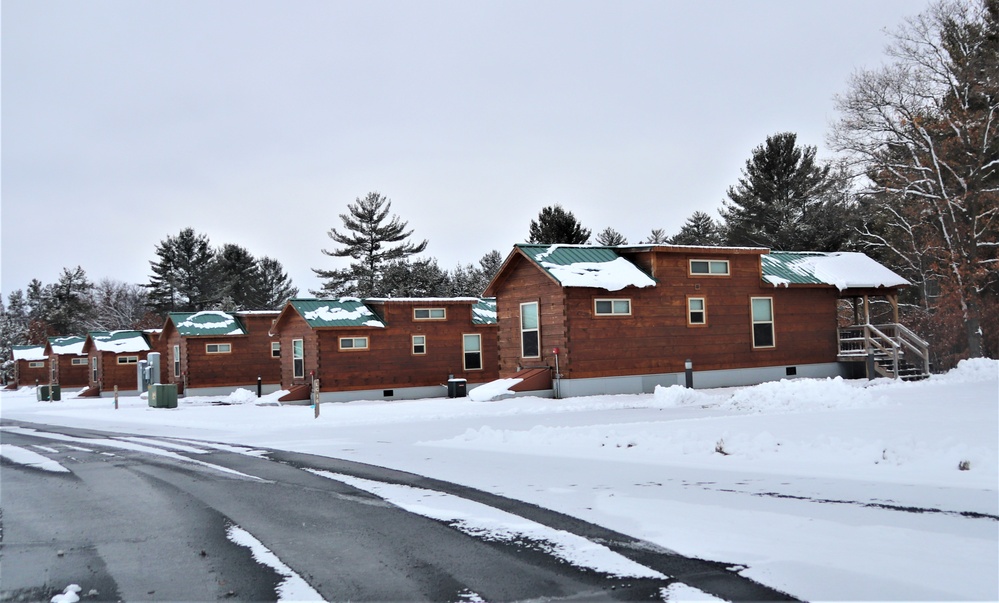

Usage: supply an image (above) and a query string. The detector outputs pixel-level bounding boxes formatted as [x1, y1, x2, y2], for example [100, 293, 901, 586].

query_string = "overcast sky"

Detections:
[2, 0, 929, 299]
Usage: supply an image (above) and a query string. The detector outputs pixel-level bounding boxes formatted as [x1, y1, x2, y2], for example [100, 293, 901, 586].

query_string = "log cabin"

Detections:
[80, 330, 153, 397]
[45, 335, 90, 389]
[160, 310, 281, 396]
[482, 244, 927, 398]
[9, 345, 48, 389]
[270, 297, 499, 403]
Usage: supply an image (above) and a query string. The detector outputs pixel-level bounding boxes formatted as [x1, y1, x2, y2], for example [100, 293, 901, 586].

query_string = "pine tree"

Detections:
[528, 205, 591, 244]
[643, 229, 670, 244]
[257, 257, 298, 309]
[379, 259, 450, 297]
[215, 243, 265, 310]
[312, 192, 428, 297]
[720, 132, 849, 251]
[0, 292, 29, 384]
[595, 227, 628, 246]
[670, 211, 723, 246]
[147, 228, 219, 314]
[47, 266, 94, 335]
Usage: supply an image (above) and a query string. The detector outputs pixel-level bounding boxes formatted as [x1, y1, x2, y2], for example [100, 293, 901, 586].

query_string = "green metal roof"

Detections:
[515, 244, 656, 290]
[88, 330, 151, 353]
[760, 252, 827, 285]
[169, 311, 247, 336]
[289, 298, 386, 328]
[48, 335, 87, 355]
[472, 298, 497, 325]
[761, 251, 910, 290]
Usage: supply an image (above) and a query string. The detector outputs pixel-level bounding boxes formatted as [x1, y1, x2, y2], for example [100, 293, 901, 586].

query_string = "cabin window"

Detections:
[28, 361, 44, 368]
[414, 308, 446, 320]
[206, 343, 231, 354]
[339, 337, 369, 351]
[91, 357, 98, 382]
[117, 356, 139, 364]
[687, 297, 706, 326]
[594, 299, 631, 316]
[271, 342, 281, 358]
[292, 339, 304, 378]
[173, 345, 181, 377]
[72, 358, 87, 366]
[463, 334, 482, 370]
[689, 259, 730, 276]
[520, 302, 540, 358]
[751, 297, 775, 348]
[412, 335, 426, 355]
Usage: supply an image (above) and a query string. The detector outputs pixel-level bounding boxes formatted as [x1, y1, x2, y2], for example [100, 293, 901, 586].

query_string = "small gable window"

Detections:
[340, 337, 369, 351]
[594, 299, 631, 316]
[28, 361, 44, 368]
[206, 343, 232, 354]
[690, 259, 730, 276]
[117, 356, 139, 364]
[414, 308, 446, 320]
[271, 342, 281, 358]
[71, 358, 88, 366]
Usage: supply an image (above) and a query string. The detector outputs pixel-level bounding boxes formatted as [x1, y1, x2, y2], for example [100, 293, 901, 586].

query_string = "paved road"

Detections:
[1, 419, 796, 602]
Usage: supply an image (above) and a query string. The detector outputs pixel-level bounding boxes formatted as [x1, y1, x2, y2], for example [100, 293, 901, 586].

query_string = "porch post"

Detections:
[863, 295, 871, 324]
[854, 297, 862, 325]
[890, 294, 899, 324]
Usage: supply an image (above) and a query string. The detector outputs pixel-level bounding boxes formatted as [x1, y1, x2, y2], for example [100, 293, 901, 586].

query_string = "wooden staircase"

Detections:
[837, 323, 931, 380]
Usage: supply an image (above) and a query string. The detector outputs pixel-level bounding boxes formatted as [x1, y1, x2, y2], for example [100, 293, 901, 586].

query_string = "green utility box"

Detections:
[50, 385, 61, 401]
[36, 385, 50, 401]
[148, 383, 178, 409]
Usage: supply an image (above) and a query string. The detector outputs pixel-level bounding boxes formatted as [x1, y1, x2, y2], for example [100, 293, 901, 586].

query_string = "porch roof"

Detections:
[761, 251, 910, 290]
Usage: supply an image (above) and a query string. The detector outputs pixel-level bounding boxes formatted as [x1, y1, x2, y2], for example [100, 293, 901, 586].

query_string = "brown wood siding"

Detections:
[278, 313, 319, 388]
[15, 359, 48, 387]
[51, 355, 90, 387]
[94, 350, 151, 392]
[493, 255, 567, 377]
[314, 300, 499, 393]
[175, 315, 281, 390]
[494, 248, 841, 381]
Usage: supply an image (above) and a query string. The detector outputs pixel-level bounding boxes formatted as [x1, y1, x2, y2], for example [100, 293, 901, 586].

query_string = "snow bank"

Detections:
[468, 378, 522, 402]
[930, 357, 998, 384]
[721, 377, 885, 413]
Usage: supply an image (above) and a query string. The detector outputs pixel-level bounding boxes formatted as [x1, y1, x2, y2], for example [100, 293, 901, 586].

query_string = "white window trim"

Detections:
[28, 361, 44, 368]
[339, 337, 369, 351]
[463, 333, 483, 371]
[71, 357, 88, 366]
[206, 343, 232, 354]
[412, 335, 426, 356]
[92, 356, 98, 382]
[751, 297, 776, 349]
[520, 301, 540, 359]
[292, 339, 305, 379]
[117, 356, 139, 364]
[594, 298, 632, 316]
[271, 342, 281, 358]
[687, 296, 707, 326]
[689, 259, 730, 276]
[414, 308, 447, 320]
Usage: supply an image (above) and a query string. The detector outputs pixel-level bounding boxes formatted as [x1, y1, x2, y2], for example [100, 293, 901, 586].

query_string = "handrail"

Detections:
[838, 322, 931, 378]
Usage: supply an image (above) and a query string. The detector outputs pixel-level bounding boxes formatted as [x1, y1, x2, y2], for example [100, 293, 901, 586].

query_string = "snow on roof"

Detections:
[89, 330, 151, 353]
[519, 244, 656, 291]
[48, 336, 86, 356]
[291, 299, 386, 328]
[472, 299, 497, 325]
[12, 345, 47, 361]
[366, 297, 485, 303]
[171, 311, 247, 337]
[762, 252, 910, 291]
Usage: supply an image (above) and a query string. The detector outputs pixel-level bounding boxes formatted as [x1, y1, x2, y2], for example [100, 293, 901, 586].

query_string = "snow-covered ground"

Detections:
[2, 359, 996, 601]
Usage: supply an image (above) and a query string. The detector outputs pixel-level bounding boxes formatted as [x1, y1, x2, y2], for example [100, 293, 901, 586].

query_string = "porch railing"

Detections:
[837, 323, 931, 379]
